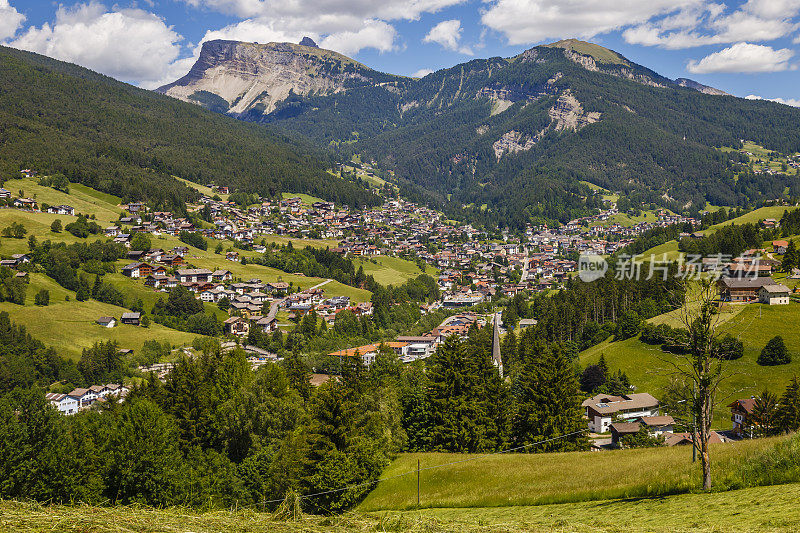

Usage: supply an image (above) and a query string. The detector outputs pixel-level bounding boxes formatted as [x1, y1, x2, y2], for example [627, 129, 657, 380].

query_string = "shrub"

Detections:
[34, 289, 50, 306]
[758, 336, 791, 366]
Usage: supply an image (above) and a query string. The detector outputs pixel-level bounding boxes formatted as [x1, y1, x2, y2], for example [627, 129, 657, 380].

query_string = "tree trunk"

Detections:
[699, 384, 713, 490]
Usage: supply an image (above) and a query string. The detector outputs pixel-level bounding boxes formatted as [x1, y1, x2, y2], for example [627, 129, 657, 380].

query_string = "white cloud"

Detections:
[423, 19, 473, 54]
[10, 2, 182, 86]
[195, 16, 399, 57]
[745, 94, 800, 106]
[412, 68, 434, 77]
[0, 0, 25, 40]
[687, 42, 794, 73]
[623, 0, 800, 49]
[481, 0, 699, 45]
[182, 0, 465, 21]
[320, 20, 397, 55]
[176, 0, 470, 59]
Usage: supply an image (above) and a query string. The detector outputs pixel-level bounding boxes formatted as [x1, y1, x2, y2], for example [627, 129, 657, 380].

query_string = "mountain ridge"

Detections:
[154, 39, 800, 229]
[157, 39, 402, 115]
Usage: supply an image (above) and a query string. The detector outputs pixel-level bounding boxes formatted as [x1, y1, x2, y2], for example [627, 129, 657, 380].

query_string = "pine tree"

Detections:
[778, 377, 800, 432]
[283, 351, 311, 401]
[782, 240, 798, 272]
[500, 328, 517, 375]
[425, 336, 481, 452]
[758, 336, 791, 366]
[511, 341, 588, 452]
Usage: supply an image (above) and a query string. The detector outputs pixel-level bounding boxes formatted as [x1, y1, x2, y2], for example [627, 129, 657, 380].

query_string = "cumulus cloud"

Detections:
[0, 0, 25, 40]
[195, 16, 398, 57]
[623, 0, 800, 49]
[177, 0, 468, 58]
[481, 0, 697, 45]
[320, 20, 398, 55]
[181, 0, 465, 21]
[411, 68, 434, 77]
[687, 42, 795, 73]
[745, 94, 800, 106]
[423, 19, 473, 54]
[10, 2, 182, 86]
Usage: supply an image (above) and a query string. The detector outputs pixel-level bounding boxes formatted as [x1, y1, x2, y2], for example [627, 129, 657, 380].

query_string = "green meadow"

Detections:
[359, 437, 777, 511]
[582, 302, 800, 425]
[355, 255, 436, 285]
[3, 483, 800, 533]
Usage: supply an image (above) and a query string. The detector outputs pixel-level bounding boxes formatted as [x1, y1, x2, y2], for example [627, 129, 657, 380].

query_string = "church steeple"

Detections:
[492, 312, 503, 378]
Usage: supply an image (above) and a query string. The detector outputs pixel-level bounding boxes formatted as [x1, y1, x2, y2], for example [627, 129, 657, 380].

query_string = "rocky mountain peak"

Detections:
[156, 39, 391, 116]
[299, 36, 318, 48]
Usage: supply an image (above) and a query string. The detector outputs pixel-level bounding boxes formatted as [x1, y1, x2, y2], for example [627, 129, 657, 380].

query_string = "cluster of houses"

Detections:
[582, 390, 777, 449]
[45, 383, 129, 415]
[326, 312, 486, 365]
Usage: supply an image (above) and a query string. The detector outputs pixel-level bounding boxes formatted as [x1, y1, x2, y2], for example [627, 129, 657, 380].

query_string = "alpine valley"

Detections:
[159, 38, 800, 229]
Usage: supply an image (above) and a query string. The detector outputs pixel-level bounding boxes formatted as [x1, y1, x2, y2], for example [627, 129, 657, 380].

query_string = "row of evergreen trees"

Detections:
[0, 313, 590, 510]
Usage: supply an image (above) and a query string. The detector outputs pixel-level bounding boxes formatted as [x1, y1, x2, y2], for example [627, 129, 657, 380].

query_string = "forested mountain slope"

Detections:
[161, 38, 800, 228]
[0, 46, 378, 211]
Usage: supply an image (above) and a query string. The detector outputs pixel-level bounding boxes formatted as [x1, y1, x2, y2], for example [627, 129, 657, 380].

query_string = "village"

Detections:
[3, 170, 799, 450]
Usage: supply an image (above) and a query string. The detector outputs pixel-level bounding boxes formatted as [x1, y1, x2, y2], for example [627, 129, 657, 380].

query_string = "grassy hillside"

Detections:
[3, 476, 799, 532]
[360, 437, 776, 511]
[0, 292, 197, 361]
[355, 255, 435, 285]
[582, 302, 800, 424]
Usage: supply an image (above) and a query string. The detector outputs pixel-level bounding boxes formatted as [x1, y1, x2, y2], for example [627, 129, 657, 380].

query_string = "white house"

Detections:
[47, 205, 75, 216]
[96, 317, 116, 328]
[45, 392, 79, 415]
[582, 393, 660, 433]
[759, 284, 791, 305]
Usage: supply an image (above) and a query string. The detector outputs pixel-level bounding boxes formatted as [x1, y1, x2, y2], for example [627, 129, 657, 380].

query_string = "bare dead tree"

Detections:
[659, 277, 735, 490]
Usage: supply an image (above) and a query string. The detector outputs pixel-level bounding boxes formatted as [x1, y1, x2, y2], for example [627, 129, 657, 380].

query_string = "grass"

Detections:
[175, 177, 229, 200]
[707, 205, 793, 230]
[146, 234, 370, 302]
[2, 177, 122, 226]
[286, 193, 325, 206]
[355, 255, 436, 285]
[360, 437, 778, 511]
[413, 484, 800, 532]
[582, 302, 800, 425]
[0, 293, 198, 361]
[3, 483, 800, 532]
[544, 39, 629, 65]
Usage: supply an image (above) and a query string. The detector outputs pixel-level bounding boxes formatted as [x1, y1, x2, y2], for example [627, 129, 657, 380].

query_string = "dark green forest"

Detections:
[0, 46, 378, 212]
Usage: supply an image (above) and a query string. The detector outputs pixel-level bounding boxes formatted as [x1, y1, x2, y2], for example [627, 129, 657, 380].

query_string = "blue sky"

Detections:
[2, 0, 799, 105]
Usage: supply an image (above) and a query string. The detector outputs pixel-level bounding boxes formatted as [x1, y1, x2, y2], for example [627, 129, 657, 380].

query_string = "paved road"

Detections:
[264, 278, 332, 322]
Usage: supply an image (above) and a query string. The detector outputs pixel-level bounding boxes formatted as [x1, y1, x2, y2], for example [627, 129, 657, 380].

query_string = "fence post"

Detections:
[417, 458, 421, 509]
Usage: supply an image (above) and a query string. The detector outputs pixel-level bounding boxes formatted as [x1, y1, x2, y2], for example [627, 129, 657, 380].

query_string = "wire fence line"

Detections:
[249, 429, 589, 508]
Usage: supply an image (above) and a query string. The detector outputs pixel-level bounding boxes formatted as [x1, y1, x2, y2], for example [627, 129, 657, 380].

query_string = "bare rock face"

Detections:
[157, 40, 382, 115]
[675, 78, 729, 96]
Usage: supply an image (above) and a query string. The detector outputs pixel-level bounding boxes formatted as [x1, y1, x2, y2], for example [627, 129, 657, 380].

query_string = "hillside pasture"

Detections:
[355, 255, 435, 285]
[581, 302, 800, 425]
[360, 437, 779, 511]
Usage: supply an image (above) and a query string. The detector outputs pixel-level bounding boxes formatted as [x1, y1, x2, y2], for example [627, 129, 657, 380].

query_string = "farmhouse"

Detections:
[13, 198, 37, 210]
[121, 262, 153, 278]
[176, 268, 213, 283]
[729, 398, 756, 437]
[717, 276, 776, 302]
[759, 284, 791, 305]
[96, 317, 116, 328]
[48, 205, 75, 216]
[582, 393, 660, 433]
[120, 312, 141, 326]
[773, 240, 790, 254]
[223, 316, 249, 336]
[44, 392, 79, 415]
